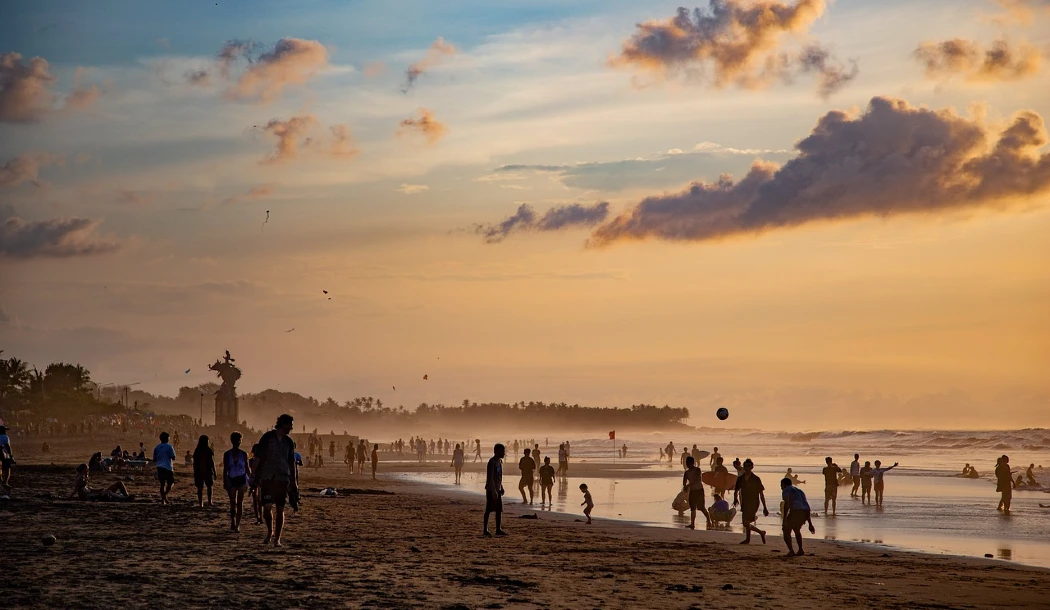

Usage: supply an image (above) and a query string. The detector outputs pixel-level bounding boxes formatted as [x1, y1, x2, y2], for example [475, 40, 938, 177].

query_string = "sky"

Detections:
[1, 0, 1049, 430]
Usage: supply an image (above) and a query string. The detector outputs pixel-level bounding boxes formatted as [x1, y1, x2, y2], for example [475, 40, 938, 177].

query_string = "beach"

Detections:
[4, 449, 1050, 609]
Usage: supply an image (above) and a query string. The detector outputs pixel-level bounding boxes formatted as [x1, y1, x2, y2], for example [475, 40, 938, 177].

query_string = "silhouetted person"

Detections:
[558, 443, 568, 475]
[682, 456, 711, 529]
[539, 456, 556, 506]
[71, 463, 132, 501]
[690, 444, 703, 465]
[859, 461, 873, 505]
[253, 414, 298, 547]
[621, 443, 627, 458]
[712, 456, 729, 497]
[995, 455, 1012, 514]
[821, 457, 842, 516]
[518, 448, 535, 504]
[345, 442, 354, 474]
[665, 441, 675, 464]
[452, 443, 465, 484]
[357, 440, 367, 473]
[849, 454, 861, 498]
[1026, 463, 1038, 486]
[781, 477, 815, 556]
[580, 483, 593, 524]
[223, 432, 250, 532]
[483, 443, 507, 537]
[329, 440, 335, 461]
[871, 460, 898, 507]
[474, 439, 482, 463]
[533, 444, 541, 470]
[709, 446, 720, 471]
[732, 458, 768, 544]
[153, 432, 176, 504]
[0, 426, 13, 491]
[371, 444, 379, 479]
[193, 435, 217, 507]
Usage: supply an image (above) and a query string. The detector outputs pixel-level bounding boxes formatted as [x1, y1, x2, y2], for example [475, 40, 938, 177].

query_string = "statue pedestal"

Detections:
[215, 395, 239, 429]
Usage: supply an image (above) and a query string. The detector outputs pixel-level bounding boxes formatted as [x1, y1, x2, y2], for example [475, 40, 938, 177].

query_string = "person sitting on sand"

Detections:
[579, 483, 594, 524]
[539, 456, 556, 506]
[962, 464, 972, 476]
[781, 477, 815, 557]
[451, 443, 465, 484]
[708, 494, 736, 525]
[71, 464, 133, 502]
[223, 432, 250, 533]
[518, 448, 536, 505]
[483, 443, 507, 537]
[88, 452, 106, 472]
[682, 456, 712, 529]
[732, 458, 768, 545]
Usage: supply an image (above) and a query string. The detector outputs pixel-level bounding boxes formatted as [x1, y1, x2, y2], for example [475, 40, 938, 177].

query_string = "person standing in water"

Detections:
[821, 457, 842, 516]
[665, 441, 676, 464]
[344, 442, 354, 474]
[518, 448, 536, 505]
[474, 439, 483, 463]
[483, 443, 507, 537]
[153, 432, 177, 505]
[539, 456, 556, 506]
[871, 460, 898, 508]
[370, 444, 379, 480]
[995, 455, 1012, 514]
[849, 454, 861, 498]
[732, 458, 768, 544]
[860, 461, 874, 505]
[252, 414, 298, 547]
[222, 432, 250, 532]
[192, 435, 217, 507]
[451, 443, 465, 484]
[781, 477, 815, 556]
[682, 456, 712, 529]
[357, 439, 367, 473]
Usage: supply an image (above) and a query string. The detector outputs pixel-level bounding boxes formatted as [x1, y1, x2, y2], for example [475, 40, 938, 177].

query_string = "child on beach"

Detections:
[580, 483, 593, 524]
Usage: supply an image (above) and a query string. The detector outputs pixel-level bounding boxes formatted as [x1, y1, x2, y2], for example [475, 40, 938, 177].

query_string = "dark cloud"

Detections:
[914, 39, 1041, 82]
[227, 38, 328, 102]
[402, 37, 456, 93]
[397, 108, 447, 144]
[610, 1, 855, 97]
[589, 97, 1050, 247]
[0, 52, 57, 122]
[476, 202, 610, 243]
[1, 215, 121, 259]
[0, 153, 64, 188]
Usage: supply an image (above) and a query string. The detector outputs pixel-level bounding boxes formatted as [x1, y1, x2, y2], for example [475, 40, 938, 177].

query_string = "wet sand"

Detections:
[3, 459, 1049, 610]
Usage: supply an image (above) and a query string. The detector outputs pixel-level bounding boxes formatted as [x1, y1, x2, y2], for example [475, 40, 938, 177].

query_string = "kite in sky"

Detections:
[261, 210, 269, 232]
[423, 374, 428, 381]
[285, 328, 295, 333]
[184, 369, 190, 374]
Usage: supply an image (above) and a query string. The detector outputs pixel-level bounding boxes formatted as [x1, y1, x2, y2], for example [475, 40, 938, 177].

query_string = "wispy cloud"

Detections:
[397, 184, 429, 194]
[397, 108, 447, 144]
[0, 153, 64, 188]
[0, 214, 121, 259]
[403, 37, 456, 92]
[914, 38, 1042, 82]
[475, 201, 610, 243]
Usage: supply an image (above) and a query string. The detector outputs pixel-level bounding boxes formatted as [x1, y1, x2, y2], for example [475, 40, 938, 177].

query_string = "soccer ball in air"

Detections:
[716, 407, 729, 421]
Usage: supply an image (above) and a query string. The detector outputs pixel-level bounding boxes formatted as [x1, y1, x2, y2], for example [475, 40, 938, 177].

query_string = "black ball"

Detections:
[716, 407, 729, 421]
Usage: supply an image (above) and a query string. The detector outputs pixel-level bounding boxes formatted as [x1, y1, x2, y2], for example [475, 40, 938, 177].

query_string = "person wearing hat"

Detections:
[0, 426, 13, 490]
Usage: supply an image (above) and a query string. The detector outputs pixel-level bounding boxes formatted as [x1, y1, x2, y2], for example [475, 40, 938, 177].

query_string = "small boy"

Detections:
[579, 483, 593, 524]
[539, 456, 556, 505]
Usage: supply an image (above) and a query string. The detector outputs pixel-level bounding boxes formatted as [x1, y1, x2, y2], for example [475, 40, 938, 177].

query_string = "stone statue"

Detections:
[208, 350, 242, 428]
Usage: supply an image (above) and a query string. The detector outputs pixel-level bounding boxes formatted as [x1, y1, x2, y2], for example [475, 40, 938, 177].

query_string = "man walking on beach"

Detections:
[539, 456, 556, 506]
[518, 448, 536, 504]
[995, 456, 1012, 513]
[849, 454, 861, 498]
[153, 432, 176, 504]
[474, 439, 482, 463]
[732, 458, 768, 544]
[0, 426, 14, 491]
[871, 460, 898, 508]
[253, 414, 298, 547]
[484, 443, 507, 536]
[683, 456, 712, 529]
[822, 457, 842, 516]
[665, 441, 675, 464]
[781, 477, 815, 557]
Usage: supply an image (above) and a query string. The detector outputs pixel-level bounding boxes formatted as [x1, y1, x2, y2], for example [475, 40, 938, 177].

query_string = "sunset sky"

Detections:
[2, 0, 1048, 430]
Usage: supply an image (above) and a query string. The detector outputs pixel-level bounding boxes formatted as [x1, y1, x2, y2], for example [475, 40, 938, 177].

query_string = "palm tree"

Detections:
[0, 358, 31, 398]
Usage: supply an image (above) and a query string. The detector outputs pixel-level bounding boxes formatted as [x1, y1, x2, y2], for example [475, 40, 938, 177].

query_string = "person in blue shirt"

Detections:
[153, 432, 177, 504]
[781, 477, 816, 557]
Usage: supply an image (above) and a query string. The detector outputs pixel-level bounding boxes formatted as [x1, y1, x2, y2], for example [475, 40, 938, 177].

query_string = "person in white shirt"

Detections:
[451, 443, 465, 484]
[871, 460, 899, 507]
[849, 454, 861, 498]
[153, 432, 177, 504]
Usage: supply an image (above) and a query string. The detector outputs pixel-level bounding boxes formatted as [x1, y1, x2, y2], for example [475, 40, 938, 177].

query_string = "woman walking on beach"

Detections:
[996, 455, 1012, 514]
[193, 436, 217, 507]
[223, 432, 250, 532]
[371, 444, 379, 480]
[452, 443, 465, 484]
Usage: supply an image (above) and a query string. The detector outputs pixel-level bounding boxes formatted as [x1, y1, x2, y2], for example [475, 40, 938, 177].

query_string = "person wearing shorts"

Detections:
[539, 456, 556, 506]
[223, 432, 251, 532]
[192, 435, 217, 507]
[153, 432, 176, 504]
[732, 458, 768, 544]
[821, 457, 841, 516]
[682, 456, 711, 529]
[781, 477, 815, 556]
[484, 443, 507, 537]
[252, 414, 298, 547]
[518, 448, 535, 505]
[0, 426, 14, 491]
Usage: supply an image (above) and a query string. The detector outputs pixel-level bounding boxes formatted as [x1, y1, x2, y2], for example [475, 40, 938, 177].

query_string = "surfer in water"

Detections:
[682, 456, 712, 529]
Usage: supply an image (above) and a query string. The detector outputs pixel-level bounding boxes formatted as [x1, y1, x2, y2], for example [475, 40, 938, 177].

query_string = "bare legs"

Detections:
[228, 487, 245, 532]
[263, 504, 285, 546]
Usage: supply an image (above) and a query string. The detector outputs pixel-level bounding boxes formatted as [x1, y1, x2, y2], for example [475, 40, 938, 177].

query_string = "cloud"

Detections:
[364, 61, 386, 77]
[0, 52, 57, 122]
[588, 96, 1050, 247]
[397, 108, 447, 144]
[0, 215, 121, 259]
[259, 114, 318, 163]
[64, 83, 101, 110]
[185, 69, 211, 86]
[475, 201, 610, 243]
[0, 153, 64, 187]
[221, 184, 276, 205]
[114, 189, 154, 206]
[403, 37, 456, 92]
[328, 124, 359, 159]
[914, 38, 1041, 82]
[610, 1, 857, 97]
[226, 38, 328, 102]
[993, 0, 1050, 22]
[397, 184, 429, 194]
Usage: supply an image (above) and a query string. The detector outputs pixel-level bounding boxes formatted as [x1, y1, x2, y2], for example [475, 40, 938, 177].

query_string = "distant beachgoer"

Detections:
[192, 435, 217, 507]
[558, 443, 568, 475]
[173, 430, 180, 448]
[533, 444, 542, 470]
[518, 448, 536, 504]
[822, 457, 842, 516]
[71, 464, 132, 502]
[1014, 474, 1024, 488]
[357, 440, 367, 472]
[621, 443, 627, 459]
[184, 450, 193, 466]
[732, 458, 743, 476]
[483, 443, 507, 537]
[665, 442, 675, 464]
[784, 468, 805, 485]
[690, 445, 703, 465]
[996, 456, 1012, 513]
[451, 444, 465, 484]
[732, 458, 768, 544]
[223, 432, 250, 532]
[329, 441, 335, 461]
[860, 461, 873, 505]
[712, 456, 730, 497]
[89, 452, 105, 472]
[249, 443, 263, 523]
[474, 439, 482, 463]
[659, 447, 665, 461]
[709, 447, 720, 471]
[153, 432, 177, 505]
[871, 460, 898, 508]
[371, 444, 379, 479]
[1026, 464, 1038, 486]
[580, 483, 593, 524]
[781, 478, 815, 557]
[345, 442, 354, 474]
[0, 426, 13, 490]
[850, 454, 861, 498]
[962, 463, 972, 476]
[682, 456, 712, 529]
[513, 440, 520, 457]
[539, 457, 556, 506]
[252, 414, 298, 547]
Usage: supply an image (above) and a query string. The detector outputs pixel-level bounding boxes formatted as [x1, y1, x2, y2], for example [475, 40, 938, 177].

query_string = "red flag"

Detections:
[609, 430, 615, 440]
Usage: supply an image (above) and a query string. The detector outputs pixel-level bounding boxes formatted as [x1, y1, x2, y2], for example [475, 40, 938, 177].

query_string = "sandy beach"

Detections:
[4, 453, 1049, 610]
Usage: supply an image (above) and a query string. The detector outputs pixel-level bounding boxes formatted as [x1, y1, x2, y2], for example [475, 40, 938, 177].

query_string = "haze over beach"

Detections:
[1, 1, 1050, 608]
